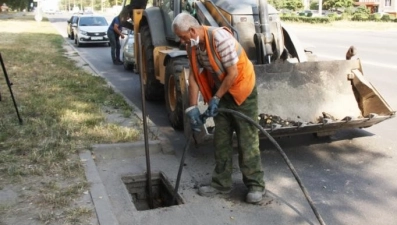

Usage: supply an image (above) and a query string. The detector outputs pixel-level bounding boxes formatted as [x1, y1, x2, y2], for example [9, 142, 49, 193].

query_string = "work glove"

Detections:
[185, 106, 204, 132]
[205, 96, 220, 118]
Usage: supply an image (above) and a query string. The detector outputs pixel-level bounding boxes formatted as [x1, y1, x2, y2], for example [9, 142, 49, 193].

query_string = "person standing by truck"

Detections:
[172, 13, 265, 204]
[107, 14, 127, 65]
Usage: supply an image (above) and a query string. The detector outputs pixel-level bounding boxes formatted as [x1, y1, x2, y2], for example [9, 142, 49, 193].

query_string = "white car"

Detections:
[121, 30, 136, 71]
[73, 15, 110, 47]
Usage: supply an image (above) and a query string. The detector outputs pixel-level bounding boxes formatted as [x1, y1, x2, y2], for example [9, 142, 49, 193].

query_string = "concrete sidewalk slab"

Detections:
[92, 141, 163, 158]
[81, 140, 319, 225]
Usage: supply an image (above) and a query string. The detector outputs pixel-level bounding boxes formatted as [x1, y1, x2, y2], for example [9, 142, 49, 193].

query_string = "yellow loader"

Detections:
[120, 0, 395, 140]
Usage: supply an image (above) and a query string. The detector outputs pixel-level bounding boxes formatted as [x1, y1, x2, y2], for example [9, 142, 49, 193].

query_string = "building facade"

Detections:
[355, 0, 397, 15]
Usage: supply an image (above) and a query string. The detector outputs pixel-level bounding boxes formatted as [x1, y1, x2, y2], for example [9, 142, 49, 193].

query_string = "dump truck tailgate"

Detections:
[254, 59, 395, 137]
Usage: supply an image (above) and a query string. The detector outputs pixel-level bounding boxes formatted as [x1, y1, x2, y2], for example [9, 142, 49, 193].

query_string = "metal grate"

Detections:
[87, 32, 106, 36]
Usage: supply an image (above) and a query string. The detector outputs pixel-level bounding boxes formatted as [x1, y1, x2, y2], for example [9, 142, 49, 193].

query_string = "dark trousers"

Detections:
[212, 87, 265, 192]
[107, 30, 121, 62]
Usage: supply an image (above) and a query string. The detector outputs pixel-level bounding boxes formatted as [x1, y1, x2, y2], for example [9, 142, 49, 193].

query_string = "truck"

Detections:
[120, 0, 395, 140]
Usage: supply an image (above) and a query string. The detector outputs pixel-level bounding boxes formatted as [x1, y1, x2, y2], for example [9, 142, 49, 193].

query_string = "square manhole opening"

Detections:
[122, 172, 184, 211]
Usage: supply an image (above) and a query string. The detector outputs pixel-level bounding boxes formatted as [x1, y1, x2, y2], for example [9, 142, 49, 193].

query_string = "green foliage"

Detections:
[354, 5, 370, 16]
[323, 0, 353, 10]
[310, 1, 319, 10]
[381, 14, 395, 22]
[268, 0, 285, 10]
[369, 13, 382, 21]
[281, 6, 397, 23]
[334, 0, 354, 9]
[351, 13, 369, 21]
[283, 0, 303, 11]
[2, 0, 29, 11]
[351, 5, 370, 21]
[343, 7, 354, 15]
[281, 16, 332, 23]
[341, 12, 351, 20]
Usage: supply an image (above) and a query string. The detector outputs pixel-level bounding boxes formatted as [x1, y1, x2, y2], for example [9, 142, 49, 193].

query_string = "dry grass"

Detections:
[0, 13, 143, 224]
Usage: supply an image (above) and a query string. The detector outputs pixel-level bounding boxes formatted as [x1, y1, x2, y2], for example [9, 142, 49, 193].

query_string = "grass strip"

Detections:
[0, 14, 142, 224]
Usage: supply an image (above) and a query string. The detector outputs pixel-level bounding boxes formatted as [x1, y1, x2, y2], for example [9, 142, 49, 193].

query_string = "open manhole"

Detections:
[122, 172, 184, 211]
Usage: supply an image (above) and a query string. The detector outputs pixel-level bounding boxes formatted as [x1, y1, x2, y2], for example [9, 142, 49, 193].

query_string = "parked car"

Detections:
[66, 15, 80, 39]
[73, 15, 110, 47]
[121, 29, 136, 71]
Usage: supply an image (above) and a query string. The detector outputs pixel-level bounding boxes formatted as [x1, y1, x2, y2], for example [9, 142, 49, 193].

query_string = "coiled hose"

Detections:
[173, 108, 326, 225]
[218, 108, 326, 225]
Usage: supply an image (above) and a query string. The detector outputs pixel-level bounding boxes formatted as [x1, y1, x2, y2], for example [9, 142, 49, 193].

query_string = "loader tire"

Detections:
[165, 57, 189, 130]
[140, 24, 164, 100]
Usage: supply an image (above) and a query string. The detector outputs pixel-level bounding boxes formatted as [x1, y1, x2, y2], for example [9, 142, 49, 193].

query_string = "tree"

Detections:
[283, 0, 303, 11]
[322, 0, 353, 11]
[354, 5, 370, 15]
[3, 0, 30, 11]
[268, 0, 285, 10]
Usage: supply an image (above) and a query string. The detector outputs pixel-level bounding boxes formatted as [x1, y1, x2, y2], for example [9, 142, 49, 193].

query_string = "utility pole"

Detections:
[318, 0, 323, 16]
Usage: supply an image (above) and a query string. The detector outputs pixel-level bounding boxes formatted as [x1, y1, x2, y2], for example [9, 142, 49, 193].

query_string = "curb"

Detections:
[65, 35, 176, 224]
[80, 140, 165, 225]
[64, 38, 175, 155]
[80, 150, 120, 225]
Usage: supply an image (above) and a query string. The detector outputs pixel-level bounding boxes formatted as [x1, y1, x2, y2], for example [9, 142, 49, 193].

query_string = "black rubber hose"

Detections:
[218, 108, 326, 225]
[172, 134, 193, 205]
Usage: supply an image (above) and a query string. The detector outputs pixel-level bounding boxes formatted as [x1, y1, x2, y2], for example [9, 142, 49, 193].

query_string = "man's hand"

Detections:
[120, 34, 125, 39]
[205, 96, 220, 117]
[185, 106, 204, 132]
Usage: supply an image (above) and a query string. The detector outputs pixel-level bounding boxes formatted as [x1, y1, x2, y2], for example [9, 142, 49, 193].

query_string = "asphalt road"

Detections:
[49, 14, 397, 225]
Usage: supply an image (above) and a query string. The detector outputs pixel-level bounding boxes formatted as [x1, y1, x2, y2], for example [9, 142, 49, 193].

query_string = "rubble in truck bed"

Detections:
[259, 114, 297, 128]
[258, 112, 367, 129]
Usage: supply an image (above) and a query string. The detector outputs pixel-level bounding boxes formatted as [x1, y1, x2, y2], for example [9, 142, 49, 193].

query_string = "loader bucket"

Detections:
[254, 59, 395, 137]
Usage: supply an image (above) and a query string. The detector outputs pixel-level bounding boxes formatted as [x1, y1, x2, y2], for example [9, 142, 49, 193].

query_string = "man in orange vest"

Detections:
[172, 13, 265, 204]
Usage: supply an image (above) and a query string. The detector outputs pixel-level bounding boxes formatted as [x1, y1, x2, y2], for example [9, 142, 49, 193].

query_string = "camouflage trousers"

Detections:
[211, 86, 265, 192]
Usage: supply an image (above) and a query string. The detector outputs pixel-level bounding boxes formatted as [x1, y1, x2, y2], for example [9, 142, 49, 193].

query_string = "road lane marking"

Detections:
[315, 54, 397, 70]
[301, 42, 397, 56]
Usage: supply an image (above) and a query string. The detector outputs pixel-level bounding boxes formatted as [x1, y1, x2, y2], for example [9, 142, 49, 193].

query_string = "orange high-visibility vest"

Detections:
[188, 26, 255, 105]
